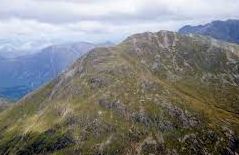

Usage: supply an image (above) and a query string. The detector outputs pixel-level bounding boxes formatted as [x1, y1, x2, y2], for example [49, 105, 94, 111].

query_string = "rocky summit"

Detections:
[0, 31, 238, 154]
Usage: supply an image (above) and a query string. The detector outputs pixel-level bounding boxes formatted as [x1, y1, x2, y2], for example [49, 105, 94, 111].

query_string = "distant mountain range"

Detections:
[179, 19, 239, 44]
[0, 42, 96, 100]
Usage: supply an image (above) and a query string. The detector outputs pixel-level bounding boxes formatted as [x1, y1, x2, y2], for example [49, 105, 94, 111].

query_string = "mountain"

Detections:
[0, 31, 238, 154]
[0, 42, 95, 100]
[179, 19, 239, 44]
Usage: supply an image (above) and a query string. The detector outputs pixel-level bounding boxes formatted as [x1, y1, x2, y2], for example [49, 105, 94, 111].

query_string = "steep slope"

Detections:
[0, 42, 95, 100]
[179, 19, 239, 44]
[0, 31, 238, 154]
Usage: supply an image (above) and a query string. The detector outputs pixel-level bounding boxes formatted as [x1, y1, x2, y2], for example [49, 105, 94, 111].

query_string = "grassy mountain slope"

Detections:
[0, 31, 238, 154]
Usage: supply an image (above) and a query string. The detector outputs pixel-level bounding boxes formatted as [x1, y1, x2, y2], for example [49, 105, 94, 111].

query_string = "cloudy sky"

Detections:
[0, 0, 239, 43]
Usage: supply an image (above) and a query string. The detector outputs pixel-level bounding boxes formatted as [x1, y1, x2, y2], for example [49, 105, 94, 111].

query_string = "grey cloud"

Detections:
[2, 0, 235, 24]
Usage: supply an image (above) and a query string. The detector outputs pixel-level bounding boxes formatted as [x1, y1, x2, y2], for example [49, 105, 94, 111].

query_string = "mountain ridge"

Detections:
[179, 19, 239, 44]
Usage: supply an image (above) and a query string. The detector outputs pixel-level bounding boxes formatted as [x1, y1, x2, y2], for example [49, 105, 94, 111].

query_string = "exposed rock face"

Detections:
[0, 31, 238, 154]
[179, 19, 239, 44]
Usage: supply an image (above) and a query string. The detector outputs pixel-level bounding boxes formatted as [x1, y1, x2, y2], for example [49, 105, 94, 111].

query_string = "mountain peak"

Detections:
[124, 31, 179, 50]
